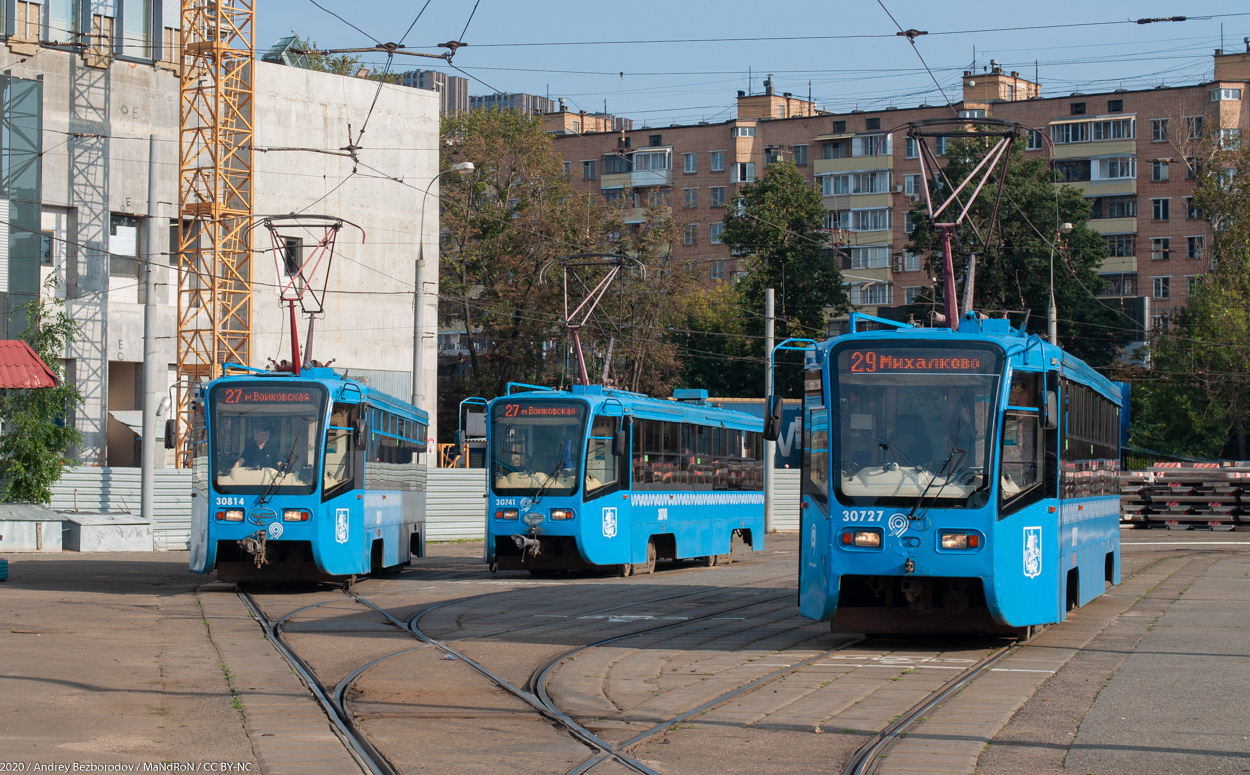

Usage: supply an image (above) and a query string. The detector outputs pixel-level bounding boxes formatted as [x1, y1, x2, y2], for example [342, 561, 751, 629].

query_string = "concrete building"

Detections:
[399, 70, 469, 115]
[1, 11, 441, 467]
[470, 92, 557, 116]
[551, 54, 1250, 334]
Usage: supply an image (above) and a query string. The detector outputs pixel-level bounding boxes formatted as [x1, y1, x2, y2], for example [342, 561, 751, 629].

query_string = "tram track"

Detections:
[237, 566, 798, 775]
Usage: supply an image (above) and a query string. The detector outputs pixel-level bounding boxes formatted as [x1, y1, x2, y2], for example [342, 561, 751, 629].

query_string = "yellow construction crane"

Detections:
[174, 0, 255, 464]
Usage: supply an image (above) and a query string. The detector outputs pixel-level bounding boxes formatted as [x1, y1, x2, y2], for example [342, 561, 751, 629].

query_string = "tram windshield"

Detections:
[209, 383, 327, 496]
[831, 342, 1003, 508]
[490, 399, 586, 498]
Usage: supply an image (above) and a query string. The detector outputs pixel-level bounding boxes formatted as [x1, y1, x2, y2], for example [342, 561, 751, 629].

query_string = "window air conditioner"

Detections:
[892, 184, 904, 193]
[891, 255, 903, 273]
[907, 194, 920, 203]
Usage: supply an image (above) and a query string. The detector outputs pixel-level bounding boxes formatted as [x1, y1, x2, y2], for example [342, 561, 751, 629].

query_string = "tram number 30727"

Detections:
[842, 510, 885, 523]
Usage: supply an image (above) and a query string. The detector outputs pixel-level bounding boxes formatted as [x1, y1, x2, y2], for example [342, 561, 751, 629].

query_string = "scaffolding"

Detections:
[174, 0, 254, 464]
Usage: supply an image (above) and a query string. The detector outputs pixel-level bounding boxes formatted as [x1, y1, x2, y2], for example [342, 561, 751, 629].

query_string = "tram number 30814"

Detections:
[842, 510, 884, 523]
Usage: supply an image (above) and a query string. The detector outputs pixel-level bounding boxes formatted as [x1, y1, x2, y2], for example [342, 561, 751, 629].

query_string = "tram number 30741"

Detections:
[842, 510, 885, 523]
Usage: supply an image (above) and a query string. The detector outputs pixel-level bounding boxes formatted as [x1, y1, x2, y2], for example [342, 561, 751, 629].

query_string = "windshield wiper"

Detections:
[531, 460, 566, 506]
[906, 415, 965, 522]
[258, 430, 302, 506]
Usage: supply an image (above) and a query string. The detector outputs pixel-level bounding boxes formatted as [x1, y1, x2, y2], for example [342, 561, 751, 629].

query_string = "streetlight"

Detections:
[411, 161, 474, 423]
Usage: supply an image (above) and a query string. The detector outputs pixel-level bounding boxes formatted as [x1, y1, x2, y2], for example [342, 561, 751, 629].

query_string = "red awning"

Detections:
[0, 340, 59, 389]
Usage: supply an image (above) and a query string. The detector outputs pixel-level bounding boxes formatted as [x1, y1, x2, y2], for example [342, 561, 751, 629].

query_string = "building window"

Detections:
[733, 162, 755, 184]
[1151, 198, 1169, 221]
[117, 0, 152, 60]
[832, 120, 846, 133]
[1152, 276, 1170, 299]
[710, 151, 725, 172]
[683, 153, 696, 173]
[602, 189, 623, 204]
[683, 224, 697, 245]
[683, 188, 697, 209]
[1070, 102, 1086, 115]
[109, 214, 140, 277]
[848, 282, 893, 306]
[1099, 273, 1136, 296]
[865, 117, 881, 130]
[853, 134, 890, 157]
[710, 223, 724, 245]
[1151, 313, 1170, 331]
[904, 174, 921, 195]
[1025, 130, 1044, 150]
[1186, 116, 1203, 140]
[1210, 88, 1243, 101]
[1219, 128, 1241, 150]
[904, 252, 922, 272]
[710, 187, 725, 208]
[1050, 123, 1089, 145]
[1092, 119, 1134, 140]
[849, 246, 890, 269]
[562, 161, 570, 175]
[1151, 118, 1169, 142]
[904, 286, 922, 304]
[1108, 99, 1123, 113]
[792, 144, 808, 166]
[710, 260, 725, 280]
[958, 109, 986, 119]
[1187, 236, 1203, 259]
[1104, 234, 1135, 257]
[1150, 237, 1171, 261]
[934, 136, 950, 156]
[903, 213, 917, 234]
[1152, 160, 1169, 182]
[848, 208, 891, 232]
[1054, 160, 1091, 182]
[649, 134, 662, 147]
[1093, 196, 1136, 219]
[1185, 156, 1198, 180]
[1187, 275, 1202, 294]
[582, 160, 596, 180]
[1185, 197, 1201, 219]
[1094, 157, 1135, 180]
[905, 137, 918, 158]
[731, 126, 756, 138]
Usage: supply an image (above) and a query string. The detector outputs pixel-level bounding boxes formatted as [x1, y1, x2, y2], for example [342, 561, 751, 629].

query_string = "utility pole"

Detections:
[764, 288, 775, 534]
[141, 135, 161, 524]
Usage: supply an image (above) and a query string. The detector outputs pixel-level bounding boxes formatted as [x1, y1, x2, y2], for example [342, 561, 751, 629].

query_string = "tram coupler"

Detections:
[512, 534, 542, 559]
[239, 531, 271, 569]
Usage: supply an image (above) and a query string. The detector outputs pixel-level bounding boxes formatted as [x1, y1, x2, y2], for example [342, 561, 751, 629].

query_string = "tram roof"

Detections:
[820, 316, 1121, 402]
[494, 384, 764, 430]
[210, 366, 429, 422]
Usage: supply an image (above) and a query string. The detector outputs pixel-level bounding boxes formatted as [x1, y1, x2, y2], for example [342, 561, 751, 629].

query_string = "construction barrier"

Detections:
[1120, 462, 1250, 531]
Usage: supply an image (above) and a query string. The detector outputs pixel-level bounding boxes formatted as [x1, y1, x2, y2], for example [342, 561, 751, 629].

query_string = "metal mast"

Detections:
[174, 0, 255, 464]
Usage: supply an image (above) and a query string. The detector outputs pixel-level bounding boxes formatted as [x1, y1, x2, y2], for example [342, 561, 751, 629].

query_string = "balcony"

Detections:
[631, 168, 672, 188]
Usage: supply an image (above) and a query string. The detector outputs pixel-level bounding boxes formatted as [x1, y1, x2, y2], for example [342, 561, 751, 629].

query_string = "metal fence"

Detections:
[45, 464, 801, 551]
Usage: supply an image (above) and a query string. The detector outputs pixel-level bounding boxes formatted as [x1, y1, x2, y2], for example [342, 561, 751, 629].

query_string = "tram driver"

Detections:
[234, 423, 280, 469]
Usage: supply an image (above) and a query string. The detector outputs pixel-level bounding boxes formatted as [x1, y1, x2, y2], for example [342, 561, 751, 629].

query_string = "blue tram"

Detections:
[486, 385, 766, 575]
[788, 313, 1125, 634]
[189, 367, 429, 582]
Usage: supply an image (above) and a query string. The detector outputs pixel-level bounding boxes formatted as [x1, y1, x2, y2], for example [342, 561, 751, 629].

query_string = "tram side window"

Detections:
[324, 403, 358, 499]
[365, 408, 426, 491]
[585, 415, 626, 499]
[1001, 371, 1044, 516]
[191, 399, 207, 498]
[803, 406, 829, 506]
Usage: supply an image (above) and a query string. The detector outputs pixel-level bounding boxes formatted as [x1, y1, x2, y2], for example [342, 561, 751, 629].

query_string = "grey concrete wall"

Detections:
[0, 45, 440, 463]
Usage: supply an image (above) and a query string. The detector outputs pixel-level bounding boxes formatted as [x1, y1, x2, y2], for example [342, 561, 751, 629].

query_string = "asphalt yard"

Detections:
[0, 529, 1246, 774]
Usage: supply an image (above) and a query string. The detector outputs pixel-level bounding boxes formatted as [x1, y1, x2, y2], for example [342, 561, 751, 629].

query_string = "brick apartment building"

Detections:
[549, 51, 1250, 334]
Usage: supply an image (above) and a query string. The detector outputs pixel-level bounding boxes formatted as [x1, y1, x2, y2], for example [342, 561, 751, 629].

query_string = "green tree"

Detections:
[906, 134, 1128, 366]
[0, 281, 83, 503]
[707, 159, 847, 395]
[290, 33, 363, 76]
[1129, 137, 1250, 458]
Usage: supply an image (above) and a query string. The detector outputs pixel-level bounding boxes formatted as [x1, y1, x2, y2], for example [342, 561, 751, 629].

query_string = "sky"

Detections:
[259, 1, 1250, 126]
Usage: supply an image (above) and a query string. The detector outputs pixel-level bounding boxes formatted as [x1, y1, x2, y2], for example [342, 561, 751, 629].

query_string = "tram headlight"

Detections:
[220, 509, 244, 522]
[940, 532, 980, 550]
[283, 509, 309, 522]
[495, 509, 519, 520]
[550, 509, 575, 521]
[842, 529, 881, 548]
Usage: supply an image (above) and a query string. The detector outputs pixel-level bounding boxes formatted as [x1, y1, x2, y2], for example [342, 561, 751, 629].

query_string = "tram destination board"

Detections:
[842, 346, 997, 374]
[218, 386, 319, 405]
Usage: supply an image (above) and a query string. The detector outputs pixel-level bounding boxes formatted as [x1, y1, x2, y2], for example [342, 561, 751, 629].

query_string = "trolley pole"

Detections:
[764, 288, 775, 534]
[141, 135, 161, 524]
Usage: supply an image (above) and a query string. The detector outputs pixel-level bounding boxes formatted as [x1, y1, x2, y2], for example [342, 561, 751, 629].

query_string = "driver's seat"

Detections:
[890, 414, 933, 467]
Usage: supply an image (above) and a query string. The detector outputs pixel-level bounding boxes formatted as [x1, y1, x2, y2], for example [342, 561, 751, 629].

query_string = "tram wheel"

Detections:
[638, 540, 657, 575]
[713, 551, 732, 566]
[616, 562, 633, 578]
[698, 555, 715, 568]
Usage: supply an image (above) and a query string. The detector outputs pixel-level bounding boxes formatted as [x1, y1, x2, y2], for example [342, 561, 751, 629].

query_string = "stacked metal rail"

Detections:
[1120, 462, 1250, 530]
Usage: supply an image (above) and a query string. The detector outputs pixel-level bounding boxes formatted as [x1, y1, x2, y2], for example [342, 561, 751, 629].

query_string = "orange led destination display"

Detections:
[499, 404, 580, 418]
[220, 387, 316, 404]
[847, 349, 988, 374]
